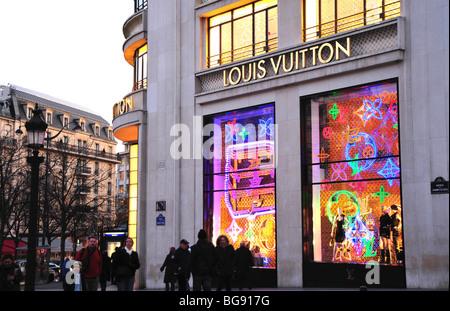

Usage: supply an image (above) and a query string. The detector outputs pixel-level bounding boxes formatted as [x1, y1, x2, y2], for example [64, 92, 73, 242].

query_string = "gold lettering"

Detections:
[318, 43, 334, 64]
[257, 60, 267, 79]
[223, 70, 230, 87]
[298, 49, 308, 68]
[229, 66, 242, 85]
[270, 56, 282, 75]
[310, 46, 319, 66]
[335, 37, 351, 60]
[282, 52, 294, 73]
[113, 97, 134, 118]
[217, 37, 352, 88]
[242, 63, 252, 82]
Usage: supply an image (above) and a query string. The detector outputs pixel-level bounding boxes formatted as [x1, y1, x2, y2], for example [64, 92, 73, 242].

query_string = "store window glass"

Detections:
[208, 0, 278, 68]
[129, 144, 139, 245]
[302, 80, 404, 266]
[204, 104, 276, 269]
[303, 0, 400, 42]
[133, 44, 147, 91]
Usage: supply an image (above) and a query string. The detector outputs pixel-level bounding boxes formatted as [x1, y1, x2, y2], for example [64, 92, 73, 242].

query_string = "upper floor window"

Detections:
[208, 0, 278, 68]
[27, 107, 33, 119]
[46, 112, 52, 124]
[134, 0, 148, 13]
[133, 44, 148, 91]
[303, 0, 400, 42]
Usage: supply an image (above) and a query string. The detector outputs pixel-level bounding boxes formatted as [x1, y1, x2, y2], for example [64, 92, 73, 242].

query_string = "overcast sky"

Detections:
[0, 0, 134, 126]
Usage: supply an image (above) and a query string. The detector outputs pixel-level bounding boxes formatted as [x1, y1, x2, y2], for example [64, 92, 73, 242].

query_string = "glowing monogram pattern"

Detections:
[307, 81, 403, 266]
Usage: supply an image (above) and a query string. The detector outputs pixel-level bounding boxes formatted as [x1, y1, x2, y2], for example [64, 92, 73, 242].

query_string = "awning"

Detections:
[1, 239, 27, 256]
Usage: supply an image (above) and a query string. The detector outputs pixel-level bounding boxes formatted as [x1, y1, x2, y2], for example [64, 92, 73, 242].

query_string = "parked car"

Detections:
[16, 260, 60, 282]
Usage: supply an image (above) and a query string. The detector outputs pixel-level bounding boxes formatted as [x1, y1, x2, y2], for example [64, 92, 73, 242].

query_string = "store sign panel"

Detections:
[113, 96, 134, 118]
[222, 37, 351, 87]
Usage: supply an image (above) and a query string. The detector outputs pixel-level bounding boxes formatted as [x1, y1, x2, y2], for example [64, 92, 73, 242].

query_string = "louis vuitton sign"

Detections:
[222, 37, 351, 87]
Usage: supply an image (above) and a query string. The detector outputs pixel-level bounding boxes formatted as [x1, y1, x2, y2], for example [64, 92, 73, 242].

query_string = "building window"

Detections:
[133, 44, 148, 91]
[27, 107, 33, 119]
[46, 112, 52, 124]
[134, 0, 147, 12]
[64, 117, 69, 127]
[301, 80, 404, 266]
[207, 0, 278, 68]
[303, 0, 400, 42]
[204, 104, 276, 269]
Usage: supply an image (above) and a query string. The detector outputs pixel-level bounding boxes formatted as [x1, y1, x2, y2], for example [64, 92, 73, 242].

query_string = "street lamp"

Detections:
[24, 104, 47, 291]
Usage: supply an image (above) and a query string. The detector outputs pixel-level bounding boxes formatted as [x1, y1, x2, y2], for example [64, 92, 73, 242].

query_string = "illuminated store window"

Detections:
[129, 144, 138, 244]
[303, 0, 400, 42]
[301, 80, 404, 266]
[208, 0, 278, 68]
[133, 44, 147, 91]
[204, 104, 276, 269]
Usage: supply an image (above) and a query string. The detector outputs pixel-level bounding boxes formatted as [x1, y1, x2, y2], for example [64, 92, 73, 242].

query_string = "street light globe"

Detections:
[24, 104, 48, 149]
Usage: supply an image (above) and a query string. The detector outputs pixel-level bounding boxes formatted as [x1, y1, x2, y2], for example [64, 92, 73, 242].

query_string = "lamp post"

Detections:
[24, 104, 47, 291]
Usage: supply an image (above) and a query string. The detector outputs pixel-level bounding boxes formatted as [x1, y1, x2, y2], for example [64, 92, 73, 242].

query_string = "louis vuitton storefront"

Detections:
[113, 0, 448, 290]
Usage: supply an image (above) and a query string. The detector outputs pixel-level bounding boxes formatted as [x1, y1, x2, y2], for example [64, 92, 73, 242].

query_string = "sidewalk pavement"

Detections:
[31, 280, 443, 291]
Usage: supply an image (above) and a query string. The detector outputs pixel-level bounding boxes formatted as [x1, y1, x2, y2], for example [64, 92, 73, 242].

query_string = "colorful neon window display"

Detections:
[204, 104, 276, 269]
[302, 80, 404, 266]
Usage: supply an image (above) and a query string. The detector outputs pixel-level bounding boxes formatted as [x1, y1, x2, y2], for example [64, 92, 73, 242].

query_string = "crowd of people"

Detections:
[64, 236, 141, 291]
[1, 229, 260, 291]
[160, 229, 256, 291]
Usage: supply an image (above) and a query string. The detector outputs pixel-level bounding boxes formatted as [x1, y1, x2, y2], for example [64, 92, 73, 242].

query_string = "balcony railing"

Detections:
[46, 140, 119, 162]
[75, 166, 92, 176]
[208, 38, 278, 68]
[303, 0, 400, 42]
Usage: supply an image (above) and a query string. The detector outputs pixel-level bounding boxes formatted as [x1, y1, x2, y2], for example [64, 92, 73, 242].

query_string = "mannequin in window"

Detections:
[331, 208, 347, 262]
[379, 205, 392, 264]
[390, 204, 402, 264]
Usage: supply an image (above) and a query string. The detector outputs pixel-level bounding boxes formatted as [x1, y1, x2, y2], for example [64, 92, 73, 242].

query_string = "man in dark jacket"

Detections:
[235, 241, 253, 290]
[0, 254, 23, 291]
[173, 239, 190, 291]
[189, 229, 216, 291]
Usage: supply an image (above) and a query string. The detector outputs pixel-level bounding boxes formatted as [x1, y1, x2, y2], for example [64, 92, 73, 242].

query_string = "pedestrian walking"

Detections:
[160, 247, 177, 291]
[75, 236, 102, 291]
[0, 254, 23, 291]
[235, 241, 253, 290]
[215, 235, 235, 291]
[173, 239, 191, 291]
[110, 246, 120, 285]
[113, 237, 140, 291]
[189, 229, 216, 291]
[100, 250, 111, 291]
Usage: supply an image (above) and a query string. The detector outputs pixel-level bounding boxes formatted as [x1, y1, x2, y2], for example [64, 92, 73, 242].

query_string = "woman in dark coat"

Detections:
[160, 247, 177, 291]
[99, 250, 111, 291]
[215, 235, 235, 291]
